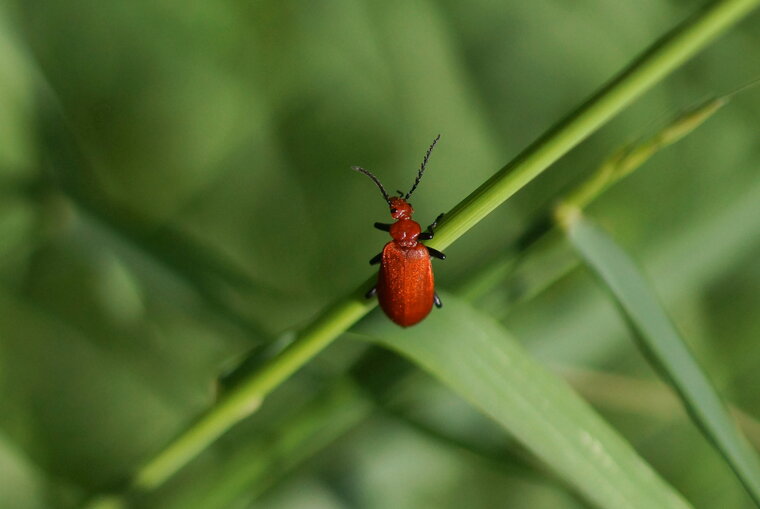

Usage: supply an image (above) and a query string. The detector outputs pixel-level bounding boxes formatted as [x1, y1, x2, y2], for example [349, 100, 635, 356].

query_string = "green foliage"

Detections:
[1, 1, 759, 508]
[563, 214, 760, 504]
[356, 295, 692, 509]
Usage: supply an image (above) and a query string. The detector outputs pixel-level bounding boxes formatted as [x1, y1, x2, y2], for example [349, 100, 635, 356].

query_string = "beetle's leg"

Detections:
[374, 222, 392, 232]
[427, 246, 446, 260]
[418, 213, 444, 240]
[429, 213, 444, 232]
[365, 286, 377, 299]
[369, 252, 382, 265]
[434, 292, 443, 308]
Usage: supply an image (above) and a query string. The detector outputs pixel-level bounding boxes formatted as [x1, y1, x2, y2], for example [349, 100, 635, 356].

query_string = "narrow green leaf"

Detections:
[355, 295, 691, 509]
[150, 380, 372, 509]
[564, 214, 760, 506]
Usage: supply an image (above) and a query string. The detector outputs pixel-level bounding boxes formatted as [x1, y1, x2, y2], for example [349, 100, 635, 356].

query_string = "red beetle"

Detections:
[353, 135, 446, 327]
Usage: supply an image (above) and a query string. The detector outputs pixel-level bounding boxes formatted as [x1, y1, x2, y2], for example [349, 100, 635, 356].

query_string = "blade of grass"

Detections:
[456, 94, 735, 342]
[560, 213, 760, 506]
[84, 0, 759, 501]
[463, 93, 731, 306]
[433, 0, 759, 248]
[558, 366, 760, 450]
[562, 96, 729, 212]
[354, 293, 692, 509]
[148, 346, 583, 509]
[147, 380, 372, 509]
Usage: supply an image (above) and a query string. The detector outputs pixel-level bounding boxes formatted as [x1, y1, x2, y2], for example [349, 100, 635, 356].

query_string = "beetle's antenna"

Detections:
[352, 166, 392, 205]
[405, 134, 440, 200]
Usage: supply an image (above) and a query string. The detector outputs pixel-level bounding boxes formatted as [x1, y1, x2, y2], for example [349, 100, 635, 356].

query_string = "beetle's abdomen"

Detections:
[377, 242, 434, 327]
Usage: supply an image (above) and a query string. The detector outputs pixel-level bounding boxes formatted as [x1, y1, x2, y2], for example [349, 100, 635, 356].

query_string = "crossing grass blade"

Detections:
[354, 294, 692, 509]
[563, 214, 760, 506]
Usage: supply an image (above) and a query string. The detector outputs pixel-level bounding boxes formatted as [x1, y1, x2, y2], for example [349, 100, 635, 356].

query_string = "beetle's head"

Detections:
[352, 135, 439, 221]
[389, 197, 413, 220]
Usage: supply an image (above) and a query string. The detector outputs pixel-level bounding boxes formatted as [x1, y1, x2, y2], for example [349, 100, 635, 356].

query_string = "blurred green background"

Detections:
[1, 1, 759, 508]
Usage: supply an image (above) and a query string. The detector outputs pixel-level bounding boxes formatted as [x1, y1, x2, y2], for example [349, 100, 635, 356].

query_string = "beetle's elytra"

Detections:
[352, 135, 446, 327]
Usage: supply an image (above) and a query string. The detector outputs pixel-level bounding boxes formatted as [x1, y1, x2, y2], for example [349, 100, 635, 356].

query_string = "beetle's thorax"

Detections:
[390, 219, 421, 248]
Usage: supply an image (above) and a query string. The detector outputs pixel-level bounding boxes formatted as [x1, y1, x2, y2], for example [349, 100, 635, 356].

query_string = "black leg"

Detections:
[427, 246, 446, 260]
[366, 287, 377, 299]
[434, 292, 442, 308]
[428, 213, 444, 231]
[374, 222, 392, 232]
[418, 213, 444, 240]
[369, 252, 382, 265]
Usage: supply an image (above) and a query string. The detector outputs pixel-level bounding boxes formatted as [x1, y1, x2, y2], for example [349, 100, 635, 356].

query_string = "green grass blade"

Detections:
[432, 0, 760, 249]
[152, 380, 372, 509]
[355, 295, 692, 509]
[563, 214, 760, 506]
